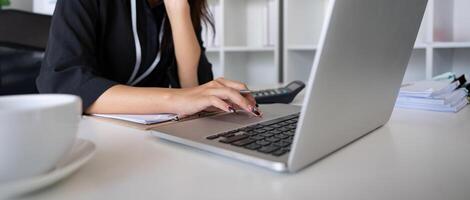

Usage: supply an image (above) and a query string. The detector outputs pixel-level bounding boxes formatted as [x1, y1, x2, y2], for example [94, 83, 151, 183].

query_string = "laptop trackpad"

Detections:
[210, 111, 261, 125]
[152, 112, 257, 139]
[152, 104, 301, 139]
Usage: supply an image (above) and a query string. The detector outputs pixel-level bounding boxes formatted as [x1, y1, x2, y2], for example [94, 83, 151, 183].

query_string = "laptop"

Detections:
[151, 0, 428, 172]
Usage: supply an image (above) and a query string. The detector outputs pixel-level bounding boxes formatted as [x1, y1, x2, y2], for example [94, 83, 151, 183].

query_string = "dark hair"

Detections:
[161, 0, 215, 54]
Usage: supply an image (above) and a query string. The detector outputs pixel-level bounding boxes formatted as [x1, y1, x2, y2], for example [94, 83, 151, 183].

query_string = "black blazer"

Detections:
[36, 0, 214, 110]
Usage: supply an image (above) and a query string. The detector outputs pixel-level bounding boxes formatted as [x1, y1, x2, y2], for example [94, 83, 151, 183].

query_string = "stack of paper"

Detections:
[395, 80, 469, 112]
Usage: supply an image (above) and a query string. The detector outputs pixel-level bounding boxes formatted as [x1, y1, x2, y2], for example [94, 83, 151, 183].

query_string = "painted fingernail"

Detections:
[251, 106, 261, 116]
[228, 106, 236, 113]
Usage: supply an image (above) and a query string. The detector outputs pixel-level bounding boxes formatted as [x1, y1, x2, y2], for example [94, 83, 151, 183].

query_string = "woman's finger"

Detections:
[209, 87, 250, 110]
[241, 92, 257, 106]
[215, 78, 258, 106]
[207, 88, 260, 116]
[207, 96, 235, 113]
[215, 77, 248, 90]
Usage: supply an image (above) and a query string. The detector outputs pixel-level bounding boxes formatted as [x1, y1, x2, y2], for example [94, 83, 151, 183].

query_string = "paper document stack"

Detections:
[395, 80, 469, 112]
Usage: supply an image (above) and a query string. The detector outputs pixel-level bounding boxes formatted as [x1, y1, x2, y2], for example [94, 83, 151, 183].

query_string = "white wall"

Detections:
[4, 0, 33, 12]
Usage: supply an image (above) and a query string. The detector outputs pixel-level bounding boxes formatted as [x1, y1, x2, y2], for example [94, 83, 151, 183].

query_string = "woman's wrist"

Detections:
[150, 87, 179, 113]
[160, 87, 198, 114]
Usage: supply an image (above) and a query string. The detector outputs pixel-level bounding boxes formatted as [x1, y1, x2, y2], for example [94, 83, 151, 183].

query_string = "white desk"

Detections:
[15, 102, 470, 200]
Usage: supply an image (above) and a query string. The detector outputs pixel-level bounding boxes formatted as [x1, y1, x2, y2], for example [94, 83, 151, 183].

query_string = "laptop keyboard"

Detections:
[206, 113, 300, 157]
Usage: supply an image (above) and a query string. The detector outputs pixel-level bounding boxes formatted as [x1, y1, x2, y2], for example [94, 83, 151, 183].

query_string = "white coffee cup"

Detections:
[0, 94, 82, 183]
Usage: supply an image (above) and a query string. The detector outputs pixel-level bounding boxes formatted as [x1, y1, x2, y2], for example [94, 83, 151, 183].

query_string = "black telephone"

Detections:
[251, 81, 306, 104]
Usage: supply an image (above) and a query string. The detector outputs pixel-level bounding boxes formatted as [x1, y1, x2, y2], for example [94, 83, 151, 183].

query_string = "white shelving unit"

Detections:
[284, 0, 470, 84]
[25, 0, 281, 86]
[23, 0, 470, 85]
[203, 0, 280, 85]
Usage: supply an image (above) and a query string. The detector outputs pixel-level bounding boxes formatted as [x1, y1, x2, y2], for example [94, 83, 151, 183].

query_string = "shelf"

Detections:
[432, 42, 470, 49]
[286, 45, 317, 51]
[413, 43, 428, 49]
[224, 46, 275, 52]
[205, 48, 221, 53]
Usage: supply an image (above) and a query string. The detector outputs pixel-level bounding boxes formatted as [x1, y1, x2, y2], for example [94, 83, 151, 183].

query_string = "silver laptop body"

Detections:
[151, 0, 428, 173]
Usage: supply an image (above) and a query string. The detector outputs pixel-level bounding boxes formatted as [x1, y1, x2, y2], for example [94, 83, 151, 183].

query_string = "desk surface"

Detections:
[15, 99, 470, 200]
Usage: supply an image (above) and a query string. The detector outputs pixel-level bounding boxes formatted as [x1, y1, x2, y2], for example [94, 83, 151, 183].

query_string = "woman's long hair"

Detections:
[161, 0, 215, 54]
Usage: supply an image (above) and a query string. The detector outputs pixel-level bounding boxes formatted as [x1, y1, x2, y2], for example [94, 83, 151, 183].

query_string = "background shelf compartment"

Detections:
[201, 0, 222, 48]
[284, 50, 315, 83]
[224, 0, 278, 48]
[403, 49, 427, 83]
[433, 0, 470, 42]
[203, 0, 281, 86]
[206, 52, 223, 79]
[433, 48, 470, 78]
[284, 0, 328, 47]
[224, 52, 277, 85]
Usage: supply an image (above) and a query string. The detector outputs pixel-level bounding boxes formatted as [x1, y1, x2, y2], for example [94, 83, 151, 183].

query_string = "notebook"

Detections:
[92, 113, 178, 125]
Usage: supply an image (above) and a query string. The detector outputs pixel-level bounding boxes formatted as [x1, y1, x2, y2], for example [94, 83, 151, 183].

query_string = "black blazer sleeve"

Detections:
[167, 25, 214, 88]
[36, 0, 117, 110]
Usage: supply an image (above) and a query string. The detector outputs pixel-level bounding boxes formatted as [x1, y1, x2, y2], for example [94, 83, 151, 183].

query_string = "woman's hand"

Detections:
[168, 78, 260, 118]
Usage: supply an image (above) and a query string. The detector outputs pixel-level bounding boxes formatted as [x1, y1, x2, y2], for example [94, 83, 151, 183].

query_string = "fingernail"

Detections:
[228, 106, 236, 113]
[251, 106, 261, 116]
[255, 103, 259, 108]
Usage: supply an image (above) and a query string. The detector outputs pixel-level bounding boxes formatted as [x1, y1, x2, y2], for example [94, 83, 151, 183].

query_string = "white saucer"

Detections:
[0, 139, 96, 199]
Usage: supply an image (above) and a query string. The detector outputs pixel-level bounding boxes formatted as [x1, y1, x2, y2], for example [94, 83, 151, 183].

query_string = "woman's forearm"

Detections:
[166, 2, 201, 88]
[86, 85, 178, 114]
[85, 78, 258, 117]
